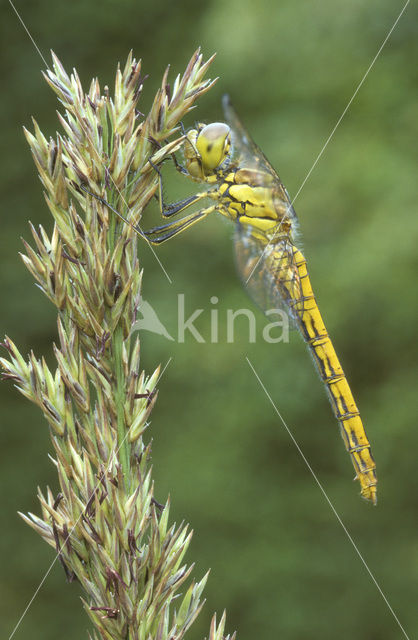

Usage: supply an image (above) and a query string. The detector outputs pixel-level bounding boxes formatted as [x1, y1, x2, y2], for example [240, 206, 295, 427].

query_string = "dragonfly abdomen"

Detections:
[292, 249, 377, 504]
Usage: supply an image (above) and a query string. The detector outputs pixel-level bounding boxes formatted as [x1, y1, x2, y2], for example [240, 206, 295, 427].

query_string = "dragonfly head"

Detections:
[185, 122, 231, 179]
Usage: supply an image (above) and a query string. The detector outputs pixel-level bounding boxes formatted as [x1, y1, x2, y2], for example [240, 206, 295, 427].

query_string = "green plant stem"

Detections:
[113, 324, 130, 487]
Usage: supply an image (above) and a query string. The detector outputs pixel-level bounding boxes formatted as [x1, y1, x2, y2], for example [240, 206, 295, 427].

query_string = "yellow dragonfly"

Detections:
[87, 95, 377, 504]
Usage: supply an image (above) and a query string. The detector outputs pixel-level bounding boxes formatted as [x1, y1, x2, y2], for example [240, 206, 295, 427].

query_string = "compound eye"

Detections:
[196, 123, 231, 171]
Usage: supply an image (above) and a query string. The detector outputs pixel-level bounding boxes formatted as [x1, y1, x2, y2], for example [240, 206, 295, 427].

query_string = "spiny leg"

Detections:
[171, 151, 188, 176]
[78, 183, 216, 245]
[148, 158, 211, 218]
[143, 205, 217, 244]
[149, 121, 188, 176]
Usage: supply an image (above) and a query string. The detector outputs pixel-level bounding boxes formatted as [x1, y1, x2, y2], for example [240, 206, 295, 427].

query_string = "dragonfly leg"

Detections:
[78, 183, 217, 245]
[143, 205, 217, 244]
[171, 151, 188, 176]
[148, 158, 208, 218]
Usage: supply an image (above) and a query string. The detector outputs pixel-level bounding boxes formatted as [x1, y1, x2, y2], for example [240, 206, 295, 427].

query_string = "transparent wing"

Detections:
[234, 225, 305, 329]
[222, 94, 298, 225]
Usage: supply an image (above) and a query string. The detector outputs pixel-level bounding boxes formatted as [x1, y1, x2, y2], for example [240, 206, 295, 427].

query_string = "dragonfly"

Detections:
[86, 95, 377, 504]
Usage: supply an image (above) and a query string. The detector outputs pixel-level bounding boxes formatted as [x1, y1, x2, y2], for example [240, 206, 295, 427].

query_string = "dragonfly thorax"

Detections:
[185, 122, 231, 180]
[215, 167, 295, 240]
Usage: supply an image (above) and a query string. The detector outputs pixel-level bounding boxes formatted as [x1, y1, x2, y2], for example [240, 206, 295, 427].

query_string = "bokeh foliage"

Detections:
[1, 1, 417, 639]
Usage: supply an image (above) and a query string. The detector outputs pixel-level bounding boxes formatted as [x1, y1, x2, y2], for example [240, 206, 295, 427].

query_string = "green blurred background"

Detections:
[1, 1, 417, 638]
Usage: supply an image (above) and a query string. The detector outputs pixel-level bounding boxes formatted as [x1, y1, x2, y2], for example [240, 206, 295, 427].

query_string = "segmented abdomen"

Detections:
[292, 248, 377, 503]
